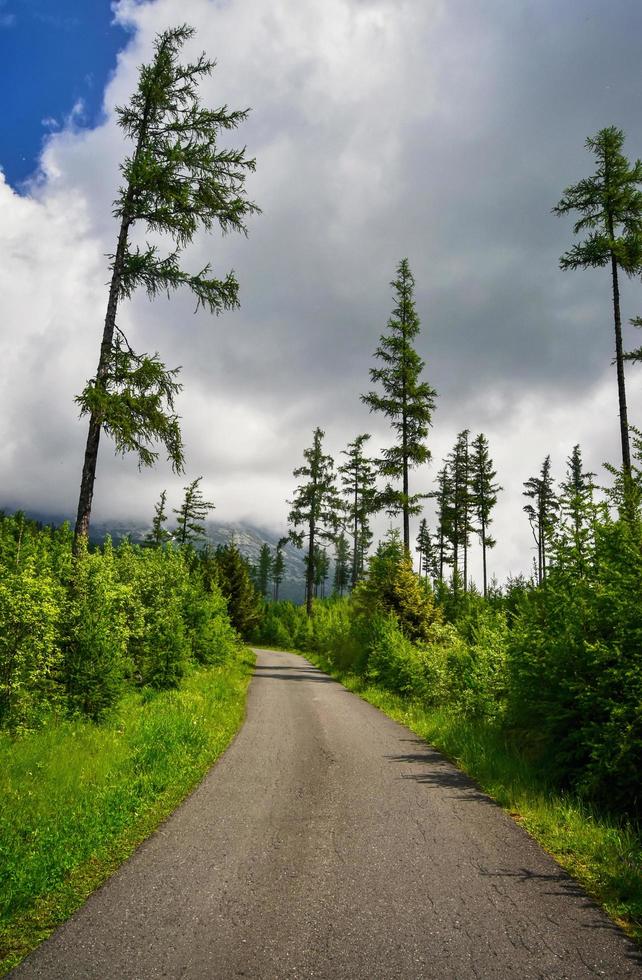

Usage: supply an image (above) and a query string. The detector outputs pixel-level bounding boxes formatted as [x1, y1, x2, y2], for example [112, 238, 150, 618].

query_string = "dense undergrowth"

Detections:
[0, 511, 260, 974]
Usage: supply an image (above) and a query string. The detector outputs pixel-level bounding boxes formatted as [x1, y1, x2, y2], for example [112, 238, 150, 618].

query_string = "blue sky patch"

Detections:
[0, 0, 130, 187]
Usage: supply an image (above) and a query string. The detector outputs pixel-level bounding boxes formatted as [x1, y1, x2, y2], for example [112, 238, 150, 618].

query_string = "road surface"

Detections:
[13, 649, 642, 978]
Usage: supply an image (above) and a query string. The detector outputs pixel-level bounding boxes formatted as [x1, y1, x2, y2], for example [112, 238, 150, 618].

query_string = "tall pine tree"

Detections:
[146, 489, 172, 547]
[74, 25, 258, 545]
[333, 533, 350, 596]
[173, 477, 215, 547]
[272, 538, 287, 601]
[469, 433, 501, 597]
[523, 456, 558, 585]
[361, 259, 436, 552]
[553, 127, 642, 475]
[288, 428, 343, 615]
[339, 433, 378, 588]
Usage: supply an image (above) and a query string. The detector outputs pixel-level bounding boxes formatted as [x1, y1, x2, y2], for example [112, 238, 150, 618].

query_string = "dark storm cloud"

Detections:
[3, 0, 642, 577]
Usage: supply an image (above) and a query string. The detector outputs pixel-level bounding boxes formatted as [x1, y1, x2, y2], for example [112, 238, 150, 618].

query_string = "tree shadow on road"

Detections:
[385, 738, 499, 807]
[252, 663, 336, 683]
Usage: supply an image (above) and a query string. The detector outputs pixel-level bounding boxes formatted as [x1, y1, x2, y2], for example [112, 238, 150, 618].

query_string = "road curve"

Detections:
[13, 649, 641, 979]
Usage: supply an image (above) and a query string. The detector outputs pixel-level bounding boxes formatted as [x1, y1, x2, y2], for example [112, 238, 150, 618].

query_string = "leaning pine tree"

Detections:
[74, 25, 258, 545]
[553, 127, 642, 476]
[288, 428, 343, 616]
[362, 259, 436, 552]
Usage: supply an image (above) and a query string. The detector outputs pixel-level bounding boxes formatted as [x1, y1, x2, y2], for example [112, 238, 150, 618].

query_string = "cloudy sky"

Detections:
[2, 0, 642, 583]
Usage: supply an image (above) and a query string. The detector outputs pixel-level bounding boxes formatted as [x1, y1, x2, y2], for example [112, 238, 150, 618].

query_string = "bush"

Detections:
[0, 561, 63, 729]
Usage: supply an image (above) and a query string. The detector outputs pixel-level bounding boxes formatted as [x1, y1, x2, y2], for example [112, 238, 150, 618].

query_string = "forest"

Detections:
[1, 23, 642, 967]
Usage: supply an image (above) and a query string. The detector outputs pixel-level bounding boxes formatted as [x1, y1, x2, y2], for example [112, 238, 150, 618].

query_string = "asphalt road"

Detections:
[13, 649, 642, 979]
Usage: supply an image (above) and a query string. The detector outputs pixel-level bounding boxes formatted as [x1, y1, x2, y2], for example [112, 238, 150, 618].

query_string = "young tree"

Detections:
[333, 532, 350, 596]
[272, 538, 287, 601]
[74, 25, 258, 544]
[215, 543, 261, 637]
[339, 433, 378, 588]
[415, 518, 437, 582]
[145, 489, 172, 547]
[553, 127, 642, 474]
[313, 547, 330, 599]
[557, 445, 597, 575]
[469, 433, 502, 597]
[432, 465, 454, 582]
[361, 259, 437, 551]
[288, 428, 343, 616]
[446, 430, 474, 592]
[523, 456, 558, 585]
[173, 477, 214, 547]
[255, 542, 273, 599]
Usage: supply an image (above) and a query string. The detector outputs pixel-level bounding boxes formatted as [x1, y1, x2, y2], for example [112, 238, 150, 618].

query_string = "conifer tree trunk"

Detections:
[73, 85, 152, 546]
[306, 521, 315, 616]
[74, 219, 130, 544]
[610, 250, 631, 474]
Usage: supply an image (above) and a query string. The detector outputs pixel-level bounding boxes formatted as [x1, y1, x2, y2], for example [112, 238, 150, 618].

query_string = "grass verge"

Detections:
[0, 650, 254, 976]
[303, 649, 642, 946]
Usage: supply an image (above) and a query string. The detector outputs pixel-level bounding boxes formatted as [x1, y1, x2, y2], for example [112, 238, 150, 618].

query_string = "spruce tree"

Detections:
[146, 489, 172, 547]
[288, 428, 343, 615]
[557, 445, 597, 575]
[313, 547, 330, 599]
[339, 433, 378, 588]
[553, 127, 642, 474]
[361, 259, 436, 551]
[215, 543, 261, 637]
[523, 456, 558, 584]
[256, 543, 273, 599]
[415, 518, 437, 582]
[447, 430, 475, 592]
[272, 538, 287, 601]
[333, 533, 350, 596]
[432, 465, 454, 582]
[469, 433, 502, 597]
[74, 25, 258, 544]
[173, 477, 214, 547]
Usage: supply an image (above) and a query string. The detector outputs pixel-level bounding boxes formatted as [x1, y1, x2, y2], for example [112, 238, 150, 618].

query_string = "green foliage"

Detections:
[553, 126, 642, 274]
[75, 23, 259, 539]
[173, 476, 215, 546]
[214, 543, 262, 638]
[288, 427, 344, 614]
[352, 532, 438, 642]
[63, 539, 130, 718]
[255, 542, 273, 599]
[0, 512, 244, 727]
[339, 433, 378, 587]
[361, 258, 436, 547]
[0, 561, 63, 729]
[146, 489, 172, 547]
[553, 126, 642, 473]
[508, 515, 642, 815]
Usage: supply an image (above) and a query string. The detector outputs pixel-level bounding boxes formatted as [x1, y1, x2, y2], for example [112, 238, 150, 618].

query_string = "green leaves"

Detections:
[76, 336, 185, 472]
[361, 258, 436, 547]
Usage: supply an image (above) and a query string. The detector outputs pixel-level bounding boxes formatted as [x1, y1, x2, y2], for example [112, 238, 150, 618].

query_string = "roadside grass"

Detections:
[0, 650, 254, 976]
[302, 649, 642, 946]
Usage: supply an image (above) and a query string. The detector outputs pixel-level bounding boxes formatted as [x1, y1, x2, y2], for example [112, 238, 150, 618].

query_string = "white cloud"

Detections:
[2, 0, 642, 586]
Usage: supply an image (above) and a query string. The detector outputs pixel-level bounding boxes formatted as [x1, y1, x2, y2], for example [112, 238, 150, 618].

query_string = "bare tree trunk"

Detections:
[610, 253, 631, 474]
[306, 522, 315, 617]
[74, 219, 129, 547]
